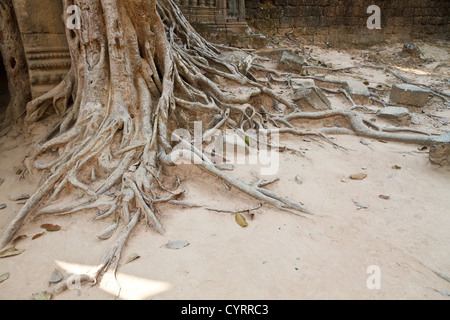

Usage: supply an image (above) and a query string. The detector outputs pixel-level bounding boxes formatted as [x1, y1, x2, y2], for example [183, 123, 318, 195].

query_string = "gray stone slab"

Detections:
[293, 86, 332, 110]
[377, 107, 411, 123]
[279, 51, 305, 74]
[343, 80, 370, 104]
[389, 84, 430, 107]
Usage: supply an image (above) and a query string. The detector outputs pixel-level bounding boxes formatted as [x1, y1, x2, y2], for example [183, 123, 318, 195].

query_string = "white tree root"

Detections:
[52, 209, 141, 295]
[283, 109, 439, 145]
[0, 0, 444, 297]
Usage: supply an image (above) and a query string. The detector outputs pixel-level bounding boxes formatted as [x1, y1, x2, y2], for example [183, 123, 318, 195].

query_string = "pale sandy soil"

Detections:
[0, 39, 449, 300]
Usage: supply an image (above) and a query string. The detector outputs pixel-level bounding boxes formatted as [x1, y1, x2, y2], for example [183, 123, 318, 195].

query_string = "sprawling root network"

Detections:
[0, 0, 445, 293]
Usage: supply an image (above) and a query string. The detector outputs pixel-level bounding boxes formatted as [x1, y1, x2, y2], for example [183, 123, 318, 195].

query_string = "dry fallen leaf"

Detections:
[49, 269, 63, 284]
[40, 224, 61, 232]
[360, 138, 370, 146]
[0, 272, 10, 284]
[352, 199, 369, 210]
[166, 240, 190, 250]
[32, 291, 52, 300]
[125, 254, 141, 265]
[379, 194, 390, 200]
[32, 232, 46, 240]
[235, 213, 248, 227]
[436, 289, 450, 297]
[12, 235, 27, 246]
[10, 194, 30, 201]
[0, 246, 25, 258]
[350, 173, 367, 180]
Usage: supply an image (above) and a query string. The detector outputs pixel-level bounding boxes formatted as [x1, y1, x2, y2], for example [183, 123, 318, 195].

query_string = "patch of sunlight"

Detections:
[392, 65, 431, 76]
[55, 260, 172, 300]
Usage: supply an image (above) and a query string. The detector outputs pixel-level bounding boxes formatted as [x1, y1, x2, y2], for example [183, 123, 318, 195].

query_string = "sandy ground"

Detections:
[0, 39, 449, 300]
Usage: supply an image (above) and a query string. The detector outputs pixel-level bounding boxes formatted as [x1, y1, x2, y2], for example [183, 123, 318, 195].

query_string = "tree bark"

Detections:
[0, 0, 31, 126]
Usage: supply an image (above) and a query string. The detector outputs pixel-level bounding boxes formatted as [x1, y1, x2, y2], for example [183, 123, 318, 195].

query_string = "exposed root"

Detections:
[0, 0, 445, 297]
[25, 69, 76, 125]
[52, 209, 141, 295]
[283, 109, 440, 145]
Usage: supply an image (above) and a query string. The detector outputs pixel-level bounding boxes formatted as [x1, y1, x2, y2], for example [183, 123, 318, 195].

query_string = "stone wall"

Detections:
[245, 0, 450, 46]
[13, 0, 70, 98]
[175, 0, 248, 43]
[10, 0, 450, 98]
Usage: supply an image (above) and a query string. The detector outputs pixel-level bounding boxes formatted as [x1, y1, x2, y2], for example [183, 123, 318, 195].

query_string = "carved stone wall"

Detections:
[12, 0, 248, 98]
[174, 0, 248, 42]
[12, 0, 449, 99]
[12, 0, 71, 98]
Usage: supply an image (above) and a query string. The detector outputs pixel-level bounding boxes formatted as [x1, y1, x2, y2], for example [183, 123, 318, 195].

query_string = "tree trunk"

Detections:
[0, 0, 311, 279]
[0, 0, 31, 126]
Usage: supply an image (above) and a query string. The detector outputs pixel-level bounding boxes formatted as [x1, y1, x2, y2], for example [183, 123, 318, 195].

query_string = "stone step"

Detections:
[293, 86, 332, 110]
[389, 84, 430, 107]
[342, 80, 370, 105]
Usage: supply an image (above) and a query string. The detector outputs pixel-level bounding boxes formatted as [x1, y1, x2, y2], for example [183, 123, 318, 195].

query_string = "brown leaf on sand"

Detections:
[350, 173, 367, 180]
[235, 213, 248, 227]
[40, 224, 61, 232]
[32, 232, 46, 240]
[379, 194, 390, 200]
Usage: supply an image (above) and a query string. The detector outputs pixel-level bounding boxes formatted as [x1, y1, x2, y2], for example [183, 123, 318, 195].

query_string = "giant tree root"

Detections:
[0, 0, 446, 296]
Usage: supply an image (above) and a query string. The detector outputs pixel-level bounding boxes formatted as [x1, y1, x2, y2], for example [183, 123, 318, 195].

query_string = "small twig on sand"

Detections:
[206, 203, 263, 215]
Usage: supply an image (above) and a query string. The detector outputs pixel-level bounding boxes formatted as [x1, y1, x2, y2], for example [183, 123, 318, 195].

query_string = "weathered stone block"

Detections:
[291, 79, 315, 89]
[389, 84, 430, 107]
[293, 86, 332, 110]
[342, 80, 370, 105]
[429, 133, 450, 166]
[230, 34, 268, 49]
[279, 51, 305, 74]
[377, 107, 412, 124]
